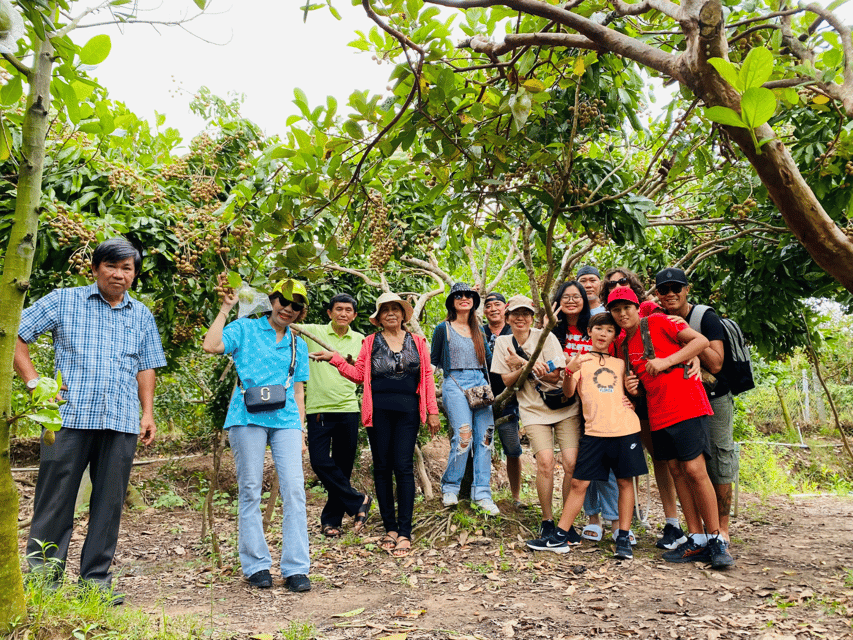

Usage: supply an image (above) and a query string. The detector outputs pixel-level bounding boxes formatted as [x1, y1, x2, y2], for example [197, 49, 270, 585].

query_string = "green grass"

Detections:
[12, 575, 205, 640]
[279, 621, 316, 640]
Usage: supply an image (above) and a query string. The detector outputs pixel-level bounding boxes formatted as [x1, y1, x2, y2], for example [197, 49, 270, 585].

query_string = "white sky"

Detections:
[80, 0, 850, 143]
[86, 0, 392, 141]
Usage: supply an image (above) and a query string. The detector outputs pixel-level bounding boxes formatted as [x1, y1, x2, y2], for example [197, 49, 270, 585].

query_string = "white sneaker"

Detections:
[474, 498, 500, 516]
[442, 493, 458, 506]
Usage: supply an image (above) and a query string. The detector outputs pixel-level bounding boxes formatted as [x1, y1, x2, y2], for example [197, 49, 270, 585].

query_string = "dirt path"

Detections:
[15, 454, 853, 639]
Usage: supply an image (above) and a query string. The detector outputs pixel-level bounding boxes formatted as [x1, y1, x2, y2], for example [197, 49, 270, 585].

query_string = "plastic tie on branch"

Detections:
[0, 0, 24, 55]
[236, 284, 271, 318]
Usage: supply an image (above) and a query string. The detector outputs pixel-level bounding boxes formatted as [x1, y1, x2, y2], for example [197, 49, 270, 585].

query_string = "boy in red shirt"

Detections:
[608, 286, 733, 569]
[526, 312, 647, 559]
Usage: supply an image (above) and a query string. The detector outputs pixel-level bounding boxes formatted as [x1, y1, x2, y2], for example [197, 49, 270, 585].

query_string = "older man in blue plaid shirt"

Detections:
[14, 238, 166, 601]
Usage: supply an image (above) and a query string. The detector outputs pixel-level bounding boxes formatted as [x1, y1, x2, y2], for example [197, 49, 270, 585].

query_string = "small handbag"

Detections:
[239, 331, 297, 414]
[445, 323, 494, 410]
[512, 336, 575, 410]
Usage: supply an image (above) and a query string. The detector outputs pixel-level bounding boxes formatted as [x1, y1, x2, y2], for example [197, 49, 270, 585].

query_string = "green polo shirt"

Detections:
[300, 322, 365, 414]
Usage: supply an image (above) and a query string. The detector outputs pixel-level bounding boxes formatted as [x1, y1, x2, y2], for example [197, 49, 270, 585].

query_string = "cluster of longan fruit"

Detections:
[365, 191, 397, 270]
[731, 197, 757, 218]
[190, 175, 219, 203]
[108, 165, 143, 193]
[48, 207, 96, 248]
[170, 306, 206, 344]
[67, 248, 92, 276]
[568, 99, 607, 129]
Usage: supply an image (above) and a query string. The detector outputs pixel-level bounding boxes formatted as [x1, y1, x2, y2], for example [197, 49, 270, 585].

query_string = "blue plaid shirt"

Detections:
[221, 316, 309, 430]
[18, 283, 167, 434]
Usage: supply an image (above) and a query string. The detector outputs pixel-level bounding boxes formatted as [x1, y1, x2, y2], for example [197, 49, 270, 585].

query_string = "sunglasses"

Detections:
[454, 292, 475, 299]
[610, 276, 629, 286]
[656, 283, 684, 296]
[273, 294, 305, 312]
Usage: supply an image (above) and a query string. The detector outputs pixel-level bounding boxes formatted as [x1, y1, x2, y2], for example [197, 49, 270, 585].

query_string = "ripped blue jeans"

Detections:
[441, 369, 495, 502]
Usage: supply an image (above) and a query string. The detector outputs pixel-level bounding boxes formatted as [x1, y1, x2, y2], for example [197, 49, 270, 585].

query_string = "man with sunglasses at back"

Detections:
[654, 267, 737, 553]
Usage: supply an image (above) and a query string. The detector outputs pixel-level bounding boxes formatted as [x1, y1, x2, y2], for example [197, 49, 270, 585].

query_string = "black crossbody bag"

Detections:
[512, 336, 575, 410]
[238, 331, 297, 414]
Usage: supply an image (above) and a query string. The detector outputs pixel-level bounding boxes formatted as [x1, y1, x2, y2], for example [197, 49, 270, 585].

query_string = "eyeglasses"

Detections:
[656, 283, 684, 296]
[393, 351, 403, 374]
[561, 294, 583, 302]
[454, 292, 475, 299]
[610, 277, 629, 286]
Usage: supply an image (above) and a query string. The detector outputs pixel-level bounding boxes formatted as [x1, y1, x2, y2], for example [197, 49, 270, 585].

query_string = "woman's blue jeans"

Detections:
[583, 471, 620, 522]
[228, 425, 310, 579]
[441, 369, 495, 502]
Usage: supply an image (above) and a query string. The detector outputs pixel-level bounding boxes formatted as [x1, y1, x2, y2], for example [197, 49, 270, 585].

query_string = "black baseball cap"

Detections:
[655, 267, 688, 288]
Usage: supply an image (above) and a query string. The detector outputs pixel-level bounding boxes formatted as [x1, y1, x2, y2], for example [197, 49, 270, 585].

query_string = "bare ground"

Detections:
[14, 443, 853, 640]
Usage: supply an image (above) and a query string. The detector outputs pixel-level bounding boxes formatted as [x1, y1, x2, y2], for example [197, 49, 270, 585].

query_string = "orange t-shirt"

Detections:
[574, 353, 640, 437]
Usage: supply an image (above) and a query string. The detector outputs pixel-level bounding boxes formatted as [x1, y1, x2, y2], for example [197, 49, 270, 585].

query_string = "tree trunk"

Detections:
[0, 37, 54, 630]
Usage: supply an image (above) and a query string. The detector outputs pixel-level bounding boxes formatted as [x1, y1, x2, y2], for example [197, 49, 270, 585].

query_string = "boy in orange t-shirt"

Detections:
[526, 313, 647, 560]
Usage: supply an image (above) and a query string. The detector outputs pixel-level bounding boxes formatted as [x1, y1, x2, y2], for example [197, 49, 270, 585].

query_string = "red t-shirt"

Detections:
[616, 314, 712, 431]
[563, 325, 592, 359]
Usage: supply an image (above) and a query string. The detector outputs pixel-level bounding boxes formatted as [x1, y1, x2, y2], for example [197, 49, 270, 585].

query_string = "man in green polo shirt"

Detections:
[300, 293, 371, 537]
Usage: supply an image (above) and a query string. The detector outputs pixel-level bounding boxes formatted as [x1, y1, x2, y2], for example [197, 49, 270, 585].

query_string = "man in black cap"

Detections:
[655, 267, 736, 546]
[483, 292, 524, 506]
[576, 266, 605, 315]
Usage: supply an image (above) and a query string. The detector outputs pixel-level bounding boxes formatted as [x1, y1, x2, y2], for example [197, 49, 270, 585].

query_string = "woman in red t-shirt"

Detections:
[551, 280, 592, 359]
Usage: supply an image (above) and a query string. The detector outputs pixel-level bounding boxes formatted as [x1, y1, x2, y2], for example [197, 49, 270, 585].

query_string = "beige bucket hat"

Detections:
[369, 292, 415, 326]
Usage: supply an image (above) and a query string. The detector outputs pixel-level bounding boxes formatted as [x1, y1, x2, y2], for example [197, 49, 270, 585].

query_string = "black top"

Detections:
[685, 304, 730, 398]
[371, 332, 420, 410]
[484, 323, 517, 402]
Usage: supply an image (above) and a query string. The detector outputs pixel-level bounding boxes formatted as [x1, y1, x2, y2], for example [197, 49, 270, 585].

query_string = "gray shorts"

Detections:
[706, 393, 739, 484]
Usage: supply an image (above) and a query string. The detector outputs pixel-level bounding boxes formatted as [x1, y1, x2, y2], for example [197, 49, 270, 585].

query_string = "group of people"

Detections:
[16, 238, 738, 604]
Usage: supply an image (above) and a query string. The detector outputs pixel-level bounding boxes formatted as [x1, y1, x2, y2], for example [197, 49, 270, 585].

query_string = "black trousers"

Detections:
[367, 406, 420, 539]
[306, 412, 365, 528]
[27, 428, 137, 586]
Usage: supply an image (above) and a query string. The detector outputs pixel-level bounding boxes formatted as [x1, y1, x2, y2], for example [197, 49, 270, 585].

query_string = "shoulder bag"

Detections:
[512, 335, 574, 410]
[239, 331, 297, 413]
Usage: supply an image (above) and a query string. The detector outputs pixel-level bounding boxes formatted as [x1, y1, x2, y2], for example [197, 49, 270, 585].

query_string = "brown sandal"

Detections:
[379, 533, 398, 551]
[392, 537, 411, 558]
[353, 496, 372, 533]
[322, 524, 342, 537]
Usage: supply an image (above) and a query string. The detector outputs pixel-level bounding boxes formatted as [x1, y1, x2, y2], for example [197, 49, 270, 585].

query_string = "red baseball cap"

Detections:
[606, 286, 639, 309]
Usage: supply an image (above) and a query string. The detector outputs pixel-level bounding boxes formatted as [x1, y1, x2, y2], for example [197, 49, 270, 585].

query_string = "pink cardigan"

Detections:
[329, 332, 439, 427]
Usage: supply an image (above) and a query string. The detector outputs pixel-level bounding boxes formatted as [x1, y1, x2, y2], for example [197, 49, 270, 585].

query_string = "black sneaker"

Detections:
[614, 532, 633, 560]
[526, 533, 571, 554]
[246, 569, 273, 589]
[539, 519, 556, 539]
[656, 523, 688, 550]
[284, 574, 311, 592]
[707, 536, 734, 569]
[566, 525, 582, 546]
[661, 536, 710, 563]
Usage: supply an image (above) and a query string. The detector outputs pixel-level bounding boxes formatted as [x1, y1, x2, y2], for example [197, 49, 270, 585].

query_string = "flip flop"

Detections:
[353, 495, 372, 533]
[582, 524, 603, 542]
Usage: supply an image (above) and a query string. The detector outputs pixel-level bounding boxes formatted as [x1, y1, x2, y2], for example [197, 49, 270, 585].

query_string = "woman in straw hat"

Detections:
[311, 292, 439, 558]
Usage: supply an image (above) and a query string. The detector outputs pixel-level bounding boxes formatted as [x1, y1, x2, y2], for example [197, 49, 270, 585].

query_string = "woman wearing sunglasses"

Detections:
[310, 292, 440, 558]
[203, 278, 312, 593]
[430, 283, 500, 516]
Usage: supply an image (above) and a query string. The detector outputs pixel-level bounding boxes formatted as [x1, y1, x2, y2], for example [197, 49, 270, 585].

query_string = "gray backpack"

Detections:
[688, 305, 755, 396]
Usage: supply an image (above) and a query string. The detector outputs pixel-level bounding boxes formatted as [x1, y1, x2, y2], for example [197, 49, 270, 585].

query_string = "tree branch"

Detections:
[611, 0, 682, 20]
[400, 255, 454, 286]
[2, 53, 31, 79]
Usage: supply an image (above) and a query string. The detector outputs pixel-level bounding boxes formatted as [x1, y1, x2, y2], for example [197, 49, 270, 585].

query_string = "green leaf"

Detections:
[343, 119, 364, 140]
[193, 0, 207, 9]
[522, 78, 545, 94]
[708, 58, 742, 92]
[80, 34, 112, 65]
[0, 76, 22, 106]
[740, 87, 776, 129]
[739, 47, 774, 91]
[704, 106, 746, 128]
[227, 271, 242, 288]
[332, 608, 365, 618]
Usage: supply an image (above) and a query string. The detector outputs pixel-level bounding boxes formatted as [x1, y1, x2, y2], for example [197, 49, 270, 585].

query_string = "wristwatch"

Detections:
[26, 377, 40, 391]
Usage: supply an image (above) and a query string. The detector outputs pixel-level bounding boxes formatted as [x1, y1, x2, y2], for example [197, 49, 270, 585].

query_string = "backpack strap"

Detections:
[639, 317, 656, 361]
[687, 304, 711, 334]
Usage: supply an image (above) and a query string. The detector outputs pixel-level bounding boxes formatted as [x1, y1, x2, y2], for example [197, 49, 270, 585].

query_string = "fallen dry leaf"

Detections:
[331, 607, 366, 618]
